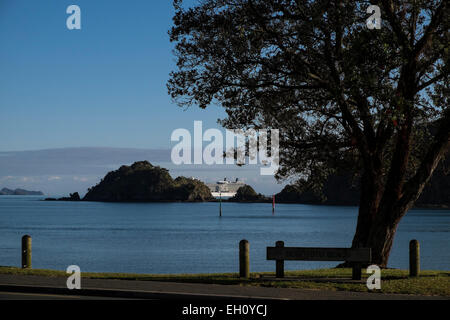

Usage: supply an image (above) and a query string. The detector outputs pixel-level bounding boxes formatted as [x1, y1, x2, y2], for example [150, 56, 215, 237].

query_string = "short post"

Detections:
[239, 239, 249, 278]
[21, 235, 32, 269]
[275, 241, 284, 278]
[351, 242, 362, 280]
[352, 263, 362, 280]
[409, 239, 420, 277]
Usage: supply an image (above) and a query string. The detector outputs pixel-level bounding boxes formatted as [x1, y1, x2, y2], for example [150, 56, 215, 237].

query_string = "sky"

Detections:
[0, 0, 224, 151]
[0, 0, 285, 195]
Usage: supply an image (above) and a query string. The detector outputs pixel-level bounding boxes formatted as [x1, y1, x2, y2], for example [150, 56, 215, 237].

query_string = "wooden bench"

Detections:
[267, 241, 372, 280]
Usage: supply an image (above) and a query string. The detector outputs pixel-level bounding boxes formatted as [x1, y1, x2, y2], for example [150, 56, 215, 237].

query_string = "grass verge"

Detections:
[0, 266, 448, 297]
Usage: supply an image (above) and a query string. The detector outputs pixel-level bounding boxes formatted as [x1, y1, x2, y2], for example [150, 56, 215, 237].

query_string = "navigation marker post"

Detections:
[219, 191, 222, 217]
[272, 195, 275, 214]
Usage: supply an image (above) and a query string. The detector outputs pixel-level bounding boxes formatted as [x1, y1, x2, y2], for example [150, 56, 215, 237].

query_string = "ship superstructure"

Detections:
[206, 178, 245, 198]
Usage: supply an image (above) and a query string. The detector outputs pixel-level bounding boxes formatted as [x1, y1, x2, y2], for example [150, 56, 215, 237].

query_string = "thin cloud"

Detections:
[73, 176, 89, 182]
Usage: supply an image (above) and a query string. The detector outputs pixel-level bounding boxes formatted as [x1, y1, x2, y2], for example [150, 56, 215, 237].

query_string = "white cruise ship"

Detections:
[206, 178, 245, 198]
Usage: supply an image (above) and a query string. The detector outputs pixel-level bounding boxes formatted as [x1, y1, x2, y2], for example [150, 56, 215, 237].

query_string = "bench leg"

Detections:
[275, 241, 285, 278]
[352, 263, 362, 280]
[276, 260, 284, 278]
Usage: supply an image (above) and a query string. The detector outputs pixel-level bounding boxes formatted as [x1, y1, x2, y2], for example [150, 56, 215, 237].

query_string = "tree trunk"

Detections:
[348, 171, 409, 268]
[351, 168, 382, 248]
[363, 211, 406, 268]
[353, 209, 406, 267]
[343, 109, 450, 268]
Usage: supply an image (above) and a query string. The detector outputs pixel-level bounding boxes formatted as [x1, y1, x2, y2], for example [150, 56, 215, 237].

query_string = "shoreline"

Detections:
[40, 197, 450, 209]
[3, 194, 448, 209]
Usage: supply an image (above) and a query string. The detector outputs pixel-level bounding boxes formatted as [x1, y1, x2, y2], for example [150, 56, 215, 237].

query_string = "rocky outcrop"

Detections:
[82, 161, 213, 202]
[45, 192, 81, 201]
[229, 185, 269, 202]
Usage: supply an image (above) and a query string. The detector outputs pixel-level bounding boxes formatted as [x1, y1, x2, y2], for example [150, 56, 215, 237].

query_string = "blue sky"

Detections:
[0, 0, 224, 151]
[0, 1, 285, 195]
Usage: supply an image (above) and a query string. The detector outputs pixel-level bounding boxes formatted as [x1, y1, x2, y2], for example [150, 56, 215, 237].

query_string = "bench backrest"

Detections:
[267, 246, 371, 262]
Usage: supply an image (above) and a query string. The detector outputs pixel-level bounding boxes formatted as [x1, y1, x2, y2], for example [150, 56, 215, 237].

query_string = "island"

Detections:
[0, 188, 43, 196]
[49, 161, 214, 202]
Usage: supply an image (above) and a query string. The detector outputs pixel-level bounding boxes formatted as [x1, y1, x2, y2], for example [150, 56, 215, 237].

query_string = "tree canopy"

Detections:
[168, 0, 449, 266]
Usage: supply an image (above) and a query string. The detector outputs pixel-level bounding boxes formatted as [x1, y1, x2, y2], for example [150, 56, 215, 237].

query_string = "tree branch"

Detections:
[398, 109, 450, 213]
[412, 1, 447, 61]
[416, 72, 447, 92]
[379, 0, 411, 55]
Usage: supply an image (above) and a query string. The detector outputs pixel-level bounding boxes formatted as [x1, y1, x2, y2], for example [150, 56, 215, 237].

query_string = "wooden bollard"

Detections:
[22, 235, 32, 269]
[239, 239, 250, 278]
[352, 263, 362, 280]
[352, 242, 362, 280]
[275, 241, 284, 278]
[409, 239, 420, 277]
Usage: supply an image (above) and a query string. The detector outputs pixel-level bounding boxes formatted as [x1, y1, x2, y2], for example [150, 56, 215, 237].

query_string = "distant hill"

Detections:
[80, 161, 214, 202]
[0, 188, 43, 196]
[275, 160, 450, 208]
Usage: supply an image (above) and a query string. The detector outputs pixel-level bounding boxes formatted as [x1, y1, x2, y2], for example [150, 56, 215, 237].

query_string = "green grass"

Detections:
[0, 266, 448, 297]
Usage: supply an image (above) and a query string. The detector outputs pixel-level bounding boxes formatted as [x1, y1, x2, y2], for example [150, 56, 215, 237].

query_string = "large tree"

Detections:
[167, 0, 449, 267]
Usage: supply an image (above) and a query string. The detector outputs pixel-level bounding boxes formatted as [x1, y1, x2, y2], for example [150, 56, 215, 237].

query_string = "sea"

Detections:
[0, 196, 449, 274]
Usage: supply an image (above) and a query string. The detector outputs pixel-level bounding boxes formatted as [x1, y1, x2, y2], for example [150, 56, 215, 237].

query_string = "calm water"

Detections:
[0, 196, 449, 273]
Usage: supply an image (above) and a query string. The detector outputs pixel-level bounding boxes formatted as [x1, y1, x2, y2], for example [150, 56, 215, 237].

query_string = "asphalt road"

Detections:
[0, 273, 447, 300]
[0, 291, 130, 300]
